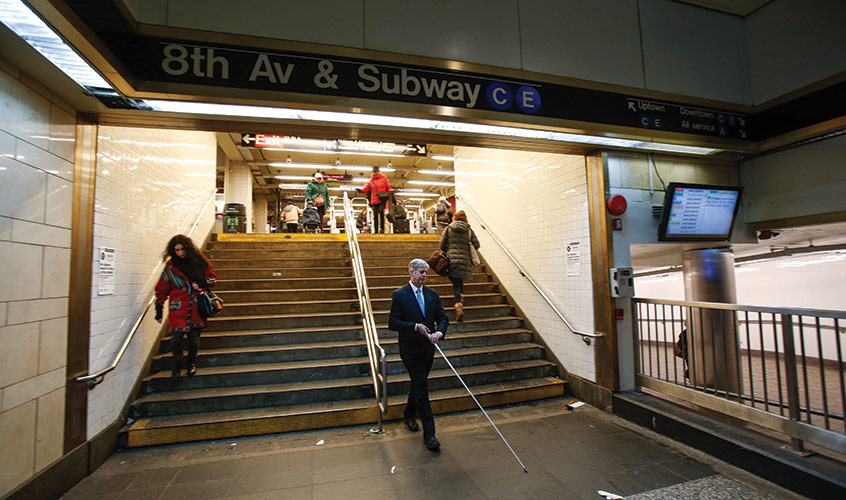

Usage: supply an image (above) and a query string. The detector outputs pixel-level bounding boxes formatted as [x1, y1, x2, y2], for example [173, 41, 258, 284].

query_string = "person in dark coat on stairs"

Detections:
[155, 235, 217, 379]
[439, 210, 480, 322]
[389, 259, 449, 450]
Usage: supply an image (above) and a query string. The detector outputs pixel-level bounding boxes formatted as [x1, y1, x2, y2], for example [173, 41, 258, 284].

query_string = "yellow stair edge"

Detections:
[214, 233, 348, 242]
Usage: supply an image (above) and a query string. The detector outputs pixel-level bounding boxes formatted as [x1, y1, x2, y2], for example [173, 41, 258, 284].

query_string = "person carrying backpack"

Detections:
[304, 172, 329, 232]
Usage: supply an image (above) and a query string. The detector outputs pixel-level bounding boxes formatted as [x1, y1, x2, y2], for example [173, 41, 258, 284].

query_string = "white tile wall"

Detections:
[0, 64, 74, 497]
[455, 147, 597, 381]
[86, 126, 217, 437]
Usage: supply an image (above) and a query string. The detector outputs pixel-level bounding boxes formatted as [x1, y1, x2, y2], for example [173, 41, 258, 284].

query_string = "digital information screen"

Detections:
[659, 184, 741, 241]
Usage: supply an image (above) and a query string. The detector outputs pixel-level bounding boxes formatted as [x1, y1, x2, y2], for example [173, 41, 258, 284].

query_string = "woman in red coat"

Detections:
[155, 235, 217, 379]
[358, 166, 393, 234]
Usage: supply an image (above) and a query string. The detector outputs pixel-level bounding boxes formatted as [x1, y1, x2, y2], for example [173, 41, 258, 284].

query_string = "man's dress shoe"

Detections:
[404, 416, 419, 432]
[424, 435, 440, 450]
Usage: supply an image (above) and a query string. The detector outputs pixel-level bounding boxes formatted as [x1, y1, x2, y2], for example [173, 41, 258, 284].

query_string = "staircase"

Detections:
[120, 233, 564, 448]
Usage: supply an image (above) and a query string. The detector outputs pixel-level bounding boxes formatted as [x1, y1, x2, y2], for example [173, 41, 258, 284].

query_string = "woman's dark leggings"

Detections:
[172, 328, 201, 367]
[449, 277, 464, 303]
[372, 202, 386, 233]
[316, 205, 326, 232]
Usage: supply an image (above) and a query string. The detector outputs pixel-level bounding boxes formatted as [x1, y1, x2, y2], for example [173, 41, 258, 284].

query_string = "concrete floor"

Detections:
[60, 397, 807, 500]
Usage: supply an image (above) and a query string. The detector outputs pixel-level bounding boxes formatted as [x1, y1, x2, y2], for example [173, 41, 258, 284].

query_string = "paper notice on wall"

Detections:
[566, 242, 581, 276]
[98, 247, 115, 295]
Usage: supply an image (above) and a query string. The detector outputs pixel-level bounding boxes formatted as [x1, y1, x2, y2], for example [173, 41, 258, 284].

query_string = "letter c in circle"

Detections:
[486, 82, 512, 111]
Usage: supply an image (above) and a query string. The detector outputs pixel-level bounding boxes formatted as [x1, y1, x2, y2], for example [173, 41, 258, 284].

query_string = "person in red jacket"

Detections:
[358, 166, 394, 234]
[155, 234, 217, 379]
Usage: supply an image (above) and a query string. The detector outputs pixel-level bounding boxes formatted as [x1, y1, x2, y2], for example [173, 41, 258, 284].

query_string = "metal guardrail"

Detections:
[633, 297, 846, 454]
[77, 190, 218, 389]
[342, 192, 388, 431]
[455, 194, 603, 344]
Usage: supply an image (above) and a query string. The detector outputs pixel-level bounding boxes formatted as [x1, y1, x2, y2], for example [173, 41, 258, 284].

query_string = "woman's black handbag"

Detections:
[198, 290, 224, 318]
[377, 190, 391, 201]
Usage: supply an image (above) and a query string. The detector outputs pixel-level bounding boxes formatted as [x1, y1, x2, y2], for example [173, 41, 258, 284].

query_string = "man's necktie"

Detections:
[416, 288, 425, 316]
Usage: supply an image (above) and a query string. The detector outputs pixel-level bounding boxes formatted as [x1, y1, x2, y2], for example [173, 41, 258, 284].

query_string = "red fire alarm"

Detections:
[607, 194, 627, 215]
[615, 308, 625, 320]
[612, 219, 623, 230]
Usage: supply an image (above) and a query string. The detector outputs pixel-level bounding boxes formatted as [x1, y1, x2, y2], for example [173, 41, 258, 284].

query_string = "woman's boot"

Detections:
[455, 302, 464, 322]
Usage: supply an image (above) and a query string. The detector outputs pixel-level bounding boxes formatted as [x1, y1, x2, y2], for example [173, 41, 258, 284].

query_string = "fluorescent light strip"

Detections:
[269, 162, 333, 170]
[431, 155, 455, 161]
[417, 169, 455, 176]
[268, 162, 394, 172]
[275, 175, 314, 180]
[145, 100, 721, 155]
[0, 0, 110, 88]
[264, 147, 404, 158]
[408, 180, 453, 187]
[394, 191, 439, 197]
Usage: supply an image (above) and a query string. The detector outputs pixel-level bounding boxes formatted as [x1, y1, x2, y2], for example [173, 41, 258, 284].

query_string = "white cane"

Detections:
[434, 343, 528, 473]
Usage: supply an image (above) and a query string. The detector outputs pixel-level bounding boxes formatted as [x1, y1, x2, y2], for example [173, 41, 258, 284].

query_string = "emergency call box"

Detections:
[609, 267, 634, 298]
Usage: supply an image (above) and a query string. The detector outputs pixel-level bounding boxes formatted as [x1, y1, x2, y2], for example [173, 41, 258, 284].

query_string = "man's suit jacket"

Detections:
[389, 283, 449, 358]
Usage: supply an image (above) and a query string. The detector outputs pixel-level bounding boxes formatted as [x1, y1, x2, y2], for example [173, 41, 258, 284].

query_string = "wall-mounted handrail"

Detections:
[77, 189, 218, 389]
[455, 194, 603, 343]
[342, 192, 388, 430]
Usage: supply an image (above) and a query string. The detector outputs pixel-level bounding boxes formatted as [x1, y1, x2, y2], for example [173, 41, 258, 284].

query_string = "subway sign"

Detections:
[115, 37, 748, 139]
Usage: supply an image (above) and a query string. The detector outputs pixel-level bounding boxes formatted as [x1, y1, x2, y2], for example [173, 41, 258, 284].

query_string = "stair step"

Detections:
[215, 267, 354, 279]
[181, 318, 526, 352]
[216, 294, 505, 317]
[144, 343, 548, 396]
[211, 258, 351, 268]
[132, 358, 557, 418]
[154, 329, 535, 371]
[212, 282, 498, 303]
[121, 377, 565, 447]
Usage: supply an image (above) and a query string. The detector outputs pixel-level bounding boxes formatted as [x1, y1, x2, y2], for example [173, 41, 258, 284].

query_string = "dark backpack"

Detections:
[302, 206, 321, 226]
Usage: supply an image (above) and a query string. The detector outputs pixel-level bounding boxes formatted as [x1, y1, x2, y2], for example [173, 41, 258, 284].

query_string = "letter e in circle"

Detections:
[486, 82, 512, 111]
[516, 86, 541, 114]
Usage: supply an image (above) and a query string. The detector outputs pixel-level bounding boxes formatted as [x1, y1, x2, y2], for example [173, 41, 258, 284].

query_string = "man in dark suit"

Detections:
[389, 258, 449, 450]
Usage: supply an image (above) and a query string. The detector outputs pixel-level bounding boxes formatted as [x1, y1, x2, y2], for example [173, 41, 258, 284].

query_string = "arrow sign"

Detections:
[241, 134, 255, 146]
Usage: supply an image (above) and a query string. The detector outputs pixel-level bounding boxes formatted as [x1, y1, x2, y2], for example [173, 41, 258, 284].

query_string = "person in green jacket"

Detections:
[304, 172, 330, 233]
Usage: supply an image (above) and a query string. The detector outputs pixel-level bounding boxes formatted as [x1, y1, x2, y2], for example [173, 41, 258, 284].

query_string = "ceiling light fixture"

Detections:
[408, 180, 454, 187]
[394, 192, 439, 197]
[144, 100, 722, 155]
[263, 147, 404, 158]
[431, 155, 455, 161]
[274, 175, 314, 180]
[417, 169, 455, 176]
[269, 162, 337, 170]
[0, 0, 110, 88]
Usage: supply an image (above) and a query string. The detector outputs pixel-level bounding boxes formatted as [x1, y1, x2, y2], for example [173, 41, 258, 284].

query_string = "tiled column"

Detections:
[224, 161, 253, 233]
[253, 195, 268, 233]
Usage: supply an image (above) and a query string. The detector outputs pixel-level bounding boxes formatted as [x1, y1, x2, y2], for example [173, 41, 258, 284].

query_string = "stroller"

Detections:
[302, 201, 322, 233]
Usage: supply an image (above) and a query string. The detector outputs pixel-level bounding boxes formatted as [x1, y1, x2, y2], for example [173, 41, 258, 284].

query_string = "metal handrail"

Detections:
[632, 297, 846, 454]
[77, 189, 218, 388]
[455, 194, 603, 343]
[342, 192, 388, 431]
[632, 297, 846, 319]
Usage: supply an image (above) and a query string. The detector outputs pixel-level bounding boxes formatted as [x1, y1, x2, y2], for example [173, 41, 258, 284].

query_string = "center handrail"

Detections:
[342, 192, 388, 431]
[77, 189, 218, 388]
[455, 194, 603, 342]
